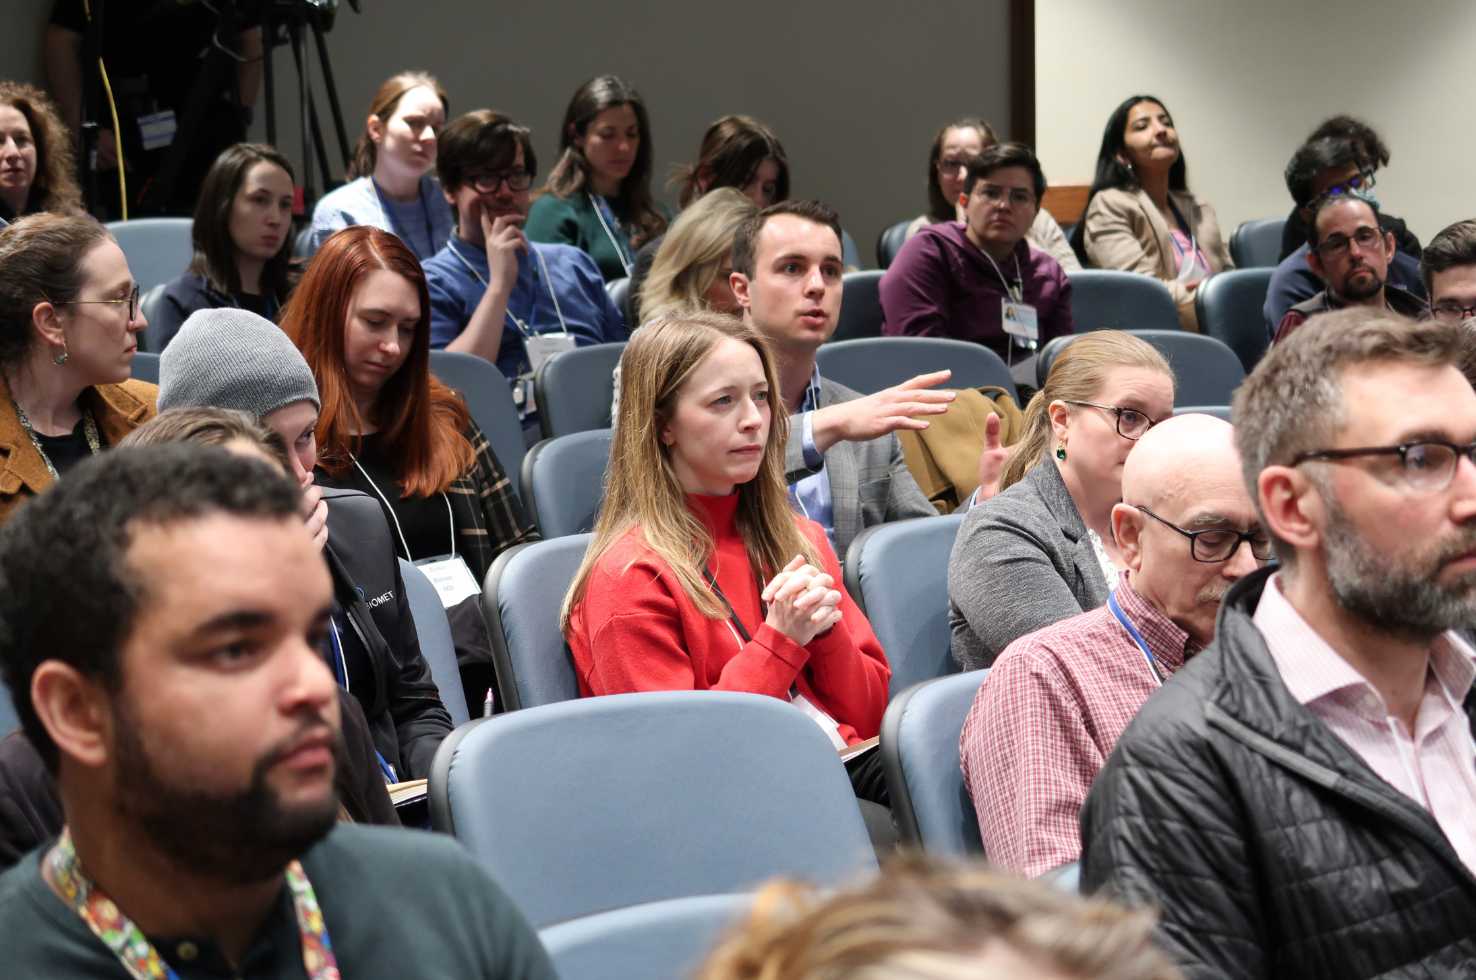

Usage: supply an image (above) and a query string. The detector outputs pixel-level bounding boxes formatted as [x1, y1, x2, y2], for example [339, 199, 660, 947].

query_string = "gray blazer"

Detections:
[947, 458, 1109, 670]
[785, 376, 936, 563]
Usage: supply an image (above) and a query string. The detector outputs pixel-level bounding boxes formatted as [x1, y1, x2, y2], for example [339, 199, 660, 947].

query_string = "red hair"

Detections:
[281, 226, 474, 496]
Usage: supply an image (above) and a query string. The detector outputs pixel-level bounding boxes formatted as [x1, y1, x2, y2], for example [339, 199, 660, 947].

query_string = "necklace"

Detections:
[13, 395, 100, 479]
[45, 828, 340, 979]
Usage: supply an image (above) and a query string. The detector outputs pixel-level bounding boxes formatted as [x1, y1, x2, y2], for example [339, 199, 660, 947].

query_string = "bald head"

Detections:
[1113, 413, 1264, 646]
[1122, 413, 1241, 511]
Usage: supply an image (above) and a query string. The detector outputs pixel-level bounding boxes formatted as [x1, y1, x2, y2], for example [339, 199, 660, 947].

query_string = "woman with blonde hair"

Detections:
[637, 188, 757, 323]
[948, 331, 1175, 669]
[696, 856, 1181, 980]
[562, 311, 891, 801]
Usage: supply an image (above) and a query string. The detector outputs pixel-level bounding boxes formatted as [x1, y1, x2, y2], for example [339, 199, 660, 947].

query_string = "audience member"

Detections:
[949, 331, 1173, 669]
[0, 213, 153, 525]
[423, 109, 624, 416]
[44, 1, 262, 217]
[640, 187, 757, 322]
[525, 74, 669, 282]
[695, 856, 1182, 980]
[1075, 95, 1231, 331]
[561, 312, 891, 802]
[628, 114, 790, 307]
[881, 142, 1074, 361]
[1272, 194, 1424, 343]
[904, 116, 1079, 271]
[1278, 115, 1422, 261]
[308, 71, 452, 260]
[1422, 218, 1476, 385]
[159, 307, 453, 779]
[961, 414, 1265, 875]
[151, 143, 295, 351]
[1265, 135, 1426, 333]
[730, 200, 940, 561]
[0, 445, 556, 976]
[0, 81, 81, 226]
[286, 225, 537, 710]
[1082, 310, 1476, 977]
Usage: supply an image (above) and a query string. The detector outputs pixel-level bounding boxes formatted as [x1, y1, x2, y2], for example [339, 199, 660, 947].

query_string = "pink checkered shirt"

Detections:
[1254, 574, 1476, 875]
[959, 577, 1192, 876]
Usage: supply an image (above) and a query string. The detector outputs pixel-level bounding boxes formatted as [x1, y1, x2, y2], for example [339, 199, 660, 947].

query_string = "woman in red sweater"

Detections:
[562, 311, 891, 798]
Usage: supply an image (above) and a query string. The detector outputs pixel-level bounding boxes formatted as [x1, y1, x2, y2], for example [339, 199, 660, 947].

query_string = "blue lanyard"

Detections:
[1107, 589, 1163, 687]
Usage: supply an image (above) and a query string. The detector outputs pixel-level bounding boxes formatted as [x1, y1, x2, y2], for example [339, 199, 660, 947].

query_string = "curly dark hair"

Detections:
[0, 81, 82, 219]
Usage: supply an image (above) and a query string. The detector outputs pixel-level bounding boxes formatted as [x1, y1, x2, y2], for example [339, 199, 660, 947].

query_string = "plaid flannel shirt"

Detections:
[449, 418, 539, 582]
[959, 577, 1192, 876]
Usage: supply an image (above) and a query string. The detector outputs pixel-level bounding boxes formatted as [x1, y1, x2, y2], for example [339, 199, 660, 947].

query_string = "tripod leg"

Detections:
[288, 21, 315, 204]
[310, 22, 352, 175]
[306, 96, 333, 199]
[262, 5, 277, 147]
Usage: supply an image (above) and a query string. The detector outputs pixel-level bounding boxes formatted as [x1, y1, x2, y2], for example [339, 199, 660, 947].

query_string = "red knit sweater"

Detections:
[566, 493, 891, 744]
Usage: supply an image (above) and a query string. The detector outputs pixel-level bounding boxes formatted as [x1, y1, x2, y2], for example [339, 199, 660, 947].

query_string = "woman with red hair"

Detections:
[282, 225, 537, 708]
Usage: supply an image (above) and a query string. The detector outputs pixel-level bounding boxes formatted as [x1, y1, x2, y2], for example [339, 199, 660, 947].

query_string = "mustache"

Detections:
[257, 715, 340, 770]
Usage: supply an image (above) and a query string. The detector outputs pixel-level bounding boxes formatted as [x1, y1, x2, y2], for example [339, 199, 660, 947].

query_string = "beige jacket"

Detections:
[1081, 187, 1233, 330]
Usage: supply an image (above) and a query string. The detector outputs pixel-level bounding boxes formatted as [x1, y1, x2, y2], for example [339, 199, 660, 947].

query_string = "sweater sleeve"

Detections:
[879, 231, 951, 337]
[580, 559, 811, 699]
[524, 195, 581, 249]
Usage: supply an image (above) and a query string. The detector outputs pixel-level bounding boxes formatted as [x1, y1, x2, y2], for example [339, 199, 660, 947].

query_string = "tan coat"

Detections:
[1081, 187, 1233, 331]
[0, 377, 158, 526]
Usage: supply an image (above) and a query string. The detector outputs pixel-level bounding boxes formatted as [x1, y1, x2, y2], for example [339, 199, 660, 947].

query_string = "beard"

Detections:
[112, 701, 344, 885]
[1322, 494, 1476, 640]
[1337, 264, 1385, 303]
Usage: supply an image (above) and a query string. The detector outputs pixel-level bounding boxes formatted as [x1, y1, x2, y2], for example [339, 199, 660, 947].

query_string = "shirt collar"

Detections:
[1116, 574, 1194, 672]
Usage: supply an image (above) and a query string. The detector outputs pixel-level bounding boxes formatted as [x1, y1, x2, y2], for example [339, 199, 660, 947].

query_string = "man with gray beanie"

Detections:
[160, 308, 453, 781]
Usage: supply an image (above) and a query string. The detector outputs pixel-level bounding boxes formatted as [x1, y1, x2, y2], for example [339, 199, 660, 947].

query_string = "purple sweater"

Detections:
[879, 221, 1074, 359]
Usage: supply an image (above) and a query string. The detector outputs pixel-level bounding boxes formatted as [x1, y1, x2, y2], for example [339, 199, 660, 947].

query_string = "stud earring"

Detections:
[1055, 442, 1067, 461]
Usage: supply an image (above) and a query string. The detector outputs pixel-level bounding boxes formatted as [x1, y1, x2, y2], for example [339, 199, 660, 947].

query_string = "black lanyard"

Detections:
[704, 568, 758, 643]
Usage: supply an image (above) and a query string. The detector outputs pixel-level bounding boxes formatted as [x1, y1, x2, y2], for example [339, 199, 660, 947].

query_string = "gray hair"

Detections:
[1231, 309, 1462, 561]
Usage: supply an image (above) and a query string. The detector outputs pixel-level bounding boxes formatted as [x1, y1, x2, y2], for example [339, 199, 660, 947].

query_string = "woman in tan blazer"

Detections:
[1075, 95, 1232, 331]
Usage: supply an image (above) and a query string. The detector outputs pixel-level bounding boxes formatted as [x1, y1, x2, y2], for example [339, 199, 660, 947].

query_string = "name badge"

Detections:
[791, 691, 848, 751]
[137, 110, 177, 151]
[415, 555, 481, 609]
[1001, 299, 1039, 343]
[524, 333, 577, 375]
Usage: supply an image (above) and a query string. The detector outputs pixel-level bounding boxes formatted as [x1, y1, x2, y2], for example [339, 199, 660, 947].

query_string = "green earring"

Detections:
[1055, 443, 1067, 461]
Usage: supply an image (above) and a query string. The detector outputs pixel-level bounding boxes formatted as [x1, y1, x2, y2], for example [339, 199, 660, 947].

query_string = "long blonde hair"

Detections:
[561, 311, 821, 629]
[639, 188, 757, 324]
[695, 855, 1182, 980]
[998, 331, 1173, 491]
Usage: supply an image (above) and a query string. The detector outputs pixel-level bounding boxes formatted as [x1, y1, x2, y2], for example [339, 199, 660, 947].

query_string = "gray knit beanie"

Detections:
[158, 308, 321, 419]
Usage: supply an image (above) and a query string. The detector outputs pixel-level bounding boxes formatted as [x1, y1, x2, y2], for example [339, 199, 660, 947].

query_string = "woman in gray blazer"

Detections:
[948, 332, 1174, 669]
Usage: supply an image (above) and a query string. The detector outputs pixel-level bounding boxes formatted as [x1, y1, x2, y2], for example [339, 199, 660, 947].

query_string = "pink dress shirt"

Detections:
[1255, 574, 1476, 875]
[959, 576, 1192, 875]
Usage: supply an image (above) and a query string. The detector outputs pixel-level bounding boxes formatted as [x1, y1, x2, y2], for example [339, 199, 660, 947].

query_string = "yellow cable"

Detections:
[82, 0, 128, 219]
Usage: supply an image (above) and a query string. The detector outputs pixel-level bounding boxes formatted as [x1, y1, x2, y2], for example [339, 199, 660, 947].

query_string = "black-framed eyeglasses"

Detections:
[52, 283, 140, 321]
[469, 169, 532, 194]
[1430, 300, 1476, 323]
[1313, 225, 1384, 260]
[1063, 400, 1159, 440]
[1293, 440, 1476, 493]
[1135, 506, 1274, 563]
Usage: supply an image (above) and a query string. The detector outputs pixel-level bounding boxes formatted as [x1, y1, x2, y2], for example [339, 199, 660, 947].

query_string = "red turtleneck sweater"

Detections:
[566, 493, 890, 743]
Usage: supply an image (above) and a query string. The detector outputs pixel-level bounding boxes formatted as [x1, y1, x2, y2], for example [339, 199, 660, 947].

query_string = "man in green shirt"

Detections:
[0, 445, 554, 978]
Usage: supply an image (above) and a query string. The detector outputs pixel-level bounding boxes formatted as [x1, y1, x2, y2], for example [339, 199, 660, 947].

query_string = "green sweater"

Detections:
[0, 825, 557, 978]
[525, 191, 667, 283]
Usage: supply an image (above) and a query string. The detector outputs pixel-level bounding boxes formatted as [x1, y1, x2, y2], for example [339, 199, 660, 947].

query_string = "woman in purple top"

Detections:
[880, 142, 1074, 365]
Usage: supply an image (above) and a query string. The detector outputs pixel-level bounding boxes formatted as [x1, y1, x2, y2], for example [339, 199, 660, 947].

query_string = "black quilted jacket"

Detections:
[1080, 568, 1476, 979]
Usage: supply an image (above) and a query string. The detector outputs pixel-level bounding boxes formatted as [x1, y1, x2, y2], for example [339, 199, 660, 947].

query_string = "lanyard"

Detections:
[444, 238, 570, 342]
[372, 176, 435, 254]
[350, 454, 456, 561]
[328, 617, 349, 690]
[587, 193, 633, 276]
[13, 399, 101, 480]
[1107, 589, 1164, 688]
[704, 567, 758, 653]
[977, 246, 1024, 304]
[44, 828, 339, 980]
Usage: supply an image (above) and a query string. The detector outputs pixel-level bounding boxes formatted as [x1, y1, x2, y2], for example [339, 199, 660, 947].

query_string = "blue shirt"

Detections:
[423, 235, 627, 380]
[308, 175, 454, 261]
[789, 365, 835, 547]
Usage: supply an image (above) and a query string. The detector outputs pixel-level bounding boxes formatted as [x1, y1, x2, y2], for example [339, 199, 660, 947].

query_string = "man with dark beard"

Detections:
[0, 446, 555, 978]
[1272, 194, 1424, 344]
[1081, 309, 1476, 979]
[960, 413, 1265, 876]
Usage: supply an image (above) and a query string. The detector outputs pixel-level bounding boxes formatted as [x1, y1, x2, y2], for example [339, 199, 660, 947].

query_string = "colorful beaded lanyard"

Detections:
[45, 828, 341, 979]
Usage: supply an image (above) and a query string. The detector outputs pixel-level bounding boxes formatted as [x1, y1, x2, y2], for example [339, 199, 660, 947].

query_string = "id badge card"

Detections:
[415, 555, 481, 609]
[1001, 299, 1039, 343]
[524, 333, 576, 375]
[137, 110, 177, 151]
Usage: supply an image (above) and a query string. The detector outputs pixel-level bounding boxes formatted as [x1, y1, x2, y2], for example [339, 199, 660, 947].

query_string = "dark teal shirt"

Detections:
[0, 824, 556, 978]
